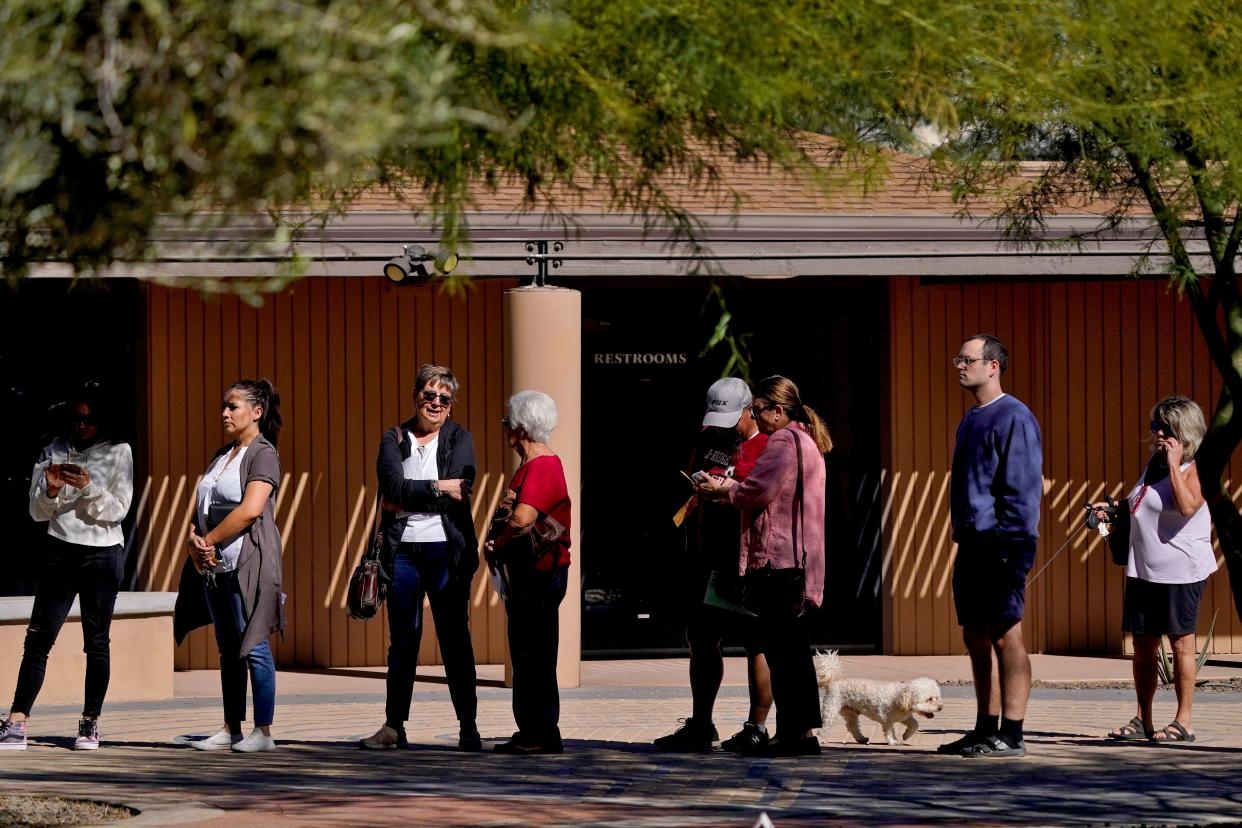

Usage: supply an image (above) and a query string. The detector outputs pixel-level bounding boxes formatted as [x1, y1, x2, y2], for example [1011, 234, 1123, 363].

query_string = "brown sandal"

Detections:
[1108, 717, 1152, 741]
[1152, 721, 1195, 743]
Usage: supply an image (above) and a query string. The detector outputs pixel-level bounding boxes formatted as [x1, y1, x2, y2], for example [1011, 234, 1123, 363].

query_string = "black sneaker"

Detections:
[653, 718, 719, 752]
[721, 723, 769, 753]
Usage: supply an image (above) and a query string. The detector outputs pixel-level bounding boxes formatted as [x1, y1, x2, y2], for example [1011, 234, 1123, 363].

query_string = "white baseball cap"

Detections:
[702, 377, 752, 428]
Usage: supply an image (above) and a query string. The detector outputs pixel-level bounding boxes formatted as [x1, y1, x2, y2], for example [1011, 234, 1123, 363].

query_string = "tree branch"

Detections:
[1126, 152, 1242, 401]
[1181, 139, 1228, 267]
[1222, 207, 1242, 275]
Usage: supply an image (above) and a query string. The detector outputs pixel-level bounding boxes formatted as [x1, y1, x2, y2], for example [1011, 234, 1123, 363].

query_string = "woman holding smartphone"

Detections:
[0, 389, 134, 751]
[173, 379, 285, 753]
[1097, 396, 1217, 743]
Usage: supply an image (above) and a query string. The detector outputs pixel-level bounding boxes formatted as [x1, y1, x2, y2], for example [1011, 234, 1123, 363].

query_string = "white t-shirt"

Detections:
[197, 446, 248, 571]
[399, 432, 447, 543]
[1126, 462, 1217, 584]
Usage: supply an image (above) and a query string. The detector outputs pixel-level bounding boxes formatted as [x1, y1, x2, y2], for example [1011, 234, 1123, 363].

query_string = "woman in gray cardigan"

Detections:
[174, 379, 285, 753]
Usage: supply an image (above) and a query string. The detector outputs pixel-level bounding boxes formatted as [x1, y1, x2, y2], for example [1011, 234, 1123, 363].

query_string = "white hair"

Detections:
[506, 390, 558, 443]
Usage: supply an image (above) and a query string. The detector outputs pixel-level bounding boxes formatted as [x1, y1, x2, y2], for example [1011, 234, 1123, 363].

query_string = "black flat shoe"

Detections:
[458, 725, 483, 752]
[756, 736, 821, 757]
[493, 739, 563, 755]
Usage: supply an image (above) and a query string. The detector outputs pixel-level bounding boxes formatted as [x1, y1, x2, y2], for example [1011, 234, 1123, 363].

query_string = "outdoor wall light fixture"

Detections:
[383, 244, 459, 284]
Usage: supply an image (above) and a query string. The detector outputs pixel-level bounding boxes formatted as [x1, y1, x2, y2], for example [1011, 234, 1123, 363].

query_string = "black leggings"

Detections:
[10, 537, 124, 718]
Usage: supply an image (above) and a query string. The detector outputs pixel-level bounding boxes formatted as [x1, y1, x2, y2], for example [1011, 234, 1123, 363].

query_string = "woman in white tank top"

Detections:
[1101, 396, 1216, 744]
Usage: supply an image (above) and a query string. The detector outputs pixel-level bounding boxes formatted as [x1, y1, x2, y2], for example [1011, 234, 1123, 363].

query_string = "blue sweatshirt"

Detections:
[950, 394, 1043, 543]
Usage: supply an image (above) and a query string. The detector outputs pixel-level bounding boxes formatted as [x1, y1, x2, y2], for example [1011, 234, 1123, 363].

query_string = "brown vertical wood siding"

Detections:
[885, 276, 1241, 655]
[137, 278, 518, 669]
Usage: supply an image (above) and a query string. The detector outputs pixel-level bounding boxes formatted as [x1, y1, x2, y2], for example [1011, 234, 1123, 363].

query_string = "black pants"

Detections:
[758, 606, 821, 739]
[11, 537, 124, 717]
[384, 543, 478, 727]
[505, 565, 568, 742]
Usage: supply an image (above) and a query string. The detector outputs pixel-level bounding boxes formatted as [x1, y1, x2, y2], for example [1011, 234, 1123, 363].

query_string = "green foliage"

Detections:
[697, 284, 753, 383]
[1155, 609, 1218, 686]
[0, 0, 913, 280]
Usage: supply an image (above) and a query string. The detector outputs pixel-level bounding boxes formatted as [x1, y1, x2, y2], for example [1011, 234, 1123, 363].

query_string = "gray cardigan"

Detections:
[174, 436, 284, 659]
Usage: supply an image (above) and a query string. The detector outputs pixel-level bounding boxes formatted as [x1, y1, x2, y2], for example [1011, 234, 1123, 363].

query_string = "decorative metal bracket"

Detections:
[524, 241, 564, 287]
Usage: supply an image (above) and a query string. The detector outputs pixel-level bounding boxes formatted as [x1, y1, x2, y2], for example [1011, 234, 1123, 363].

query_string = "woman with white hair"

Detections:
[485, 390, 571, 754]
[1094, 395, 1217, 744]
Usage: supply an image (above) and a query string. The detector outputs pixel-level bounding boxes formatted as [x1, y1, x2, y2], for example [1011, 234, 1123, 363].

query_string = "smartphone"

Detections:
[60, 463, 83, 475]
[690, 470, 711, 485]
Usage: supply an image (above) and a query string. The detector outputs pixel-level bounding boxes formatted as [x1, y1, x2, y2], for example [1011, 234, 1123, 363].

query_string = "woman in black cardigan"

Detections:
[359, 363, 481, 751]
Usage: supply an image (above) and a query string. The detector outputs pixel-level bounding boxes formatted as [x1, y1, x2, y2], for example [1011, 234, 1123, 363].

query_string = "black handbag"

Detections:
[1107, 506, 1132, 567]
[206, 500, 241, 531]
[347, 495, 389, 621]
[743, 432, 808, 618]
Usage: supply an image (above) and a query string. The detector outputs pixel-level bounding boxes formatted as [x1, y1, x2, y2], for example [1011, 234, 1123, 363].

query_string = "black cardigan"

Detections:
[376, 418, 479, 580]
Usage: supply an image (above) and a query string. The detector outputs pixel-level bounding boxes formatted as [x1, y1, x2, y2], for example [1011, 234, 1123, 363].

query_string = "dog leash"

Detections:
[932, 519, 1092, 684]
[1025, 519, 1090, 587]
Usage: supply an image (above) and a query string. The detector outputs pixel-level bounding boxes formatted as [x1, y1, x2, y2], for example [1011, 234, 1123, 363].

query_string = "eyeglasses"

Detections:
[750, 404, 769, 417]
[951, 356, 988, 368]
[501, 416, 514, 430]
[1151, 420, 1174, 435]
[419, 390, 454, 406]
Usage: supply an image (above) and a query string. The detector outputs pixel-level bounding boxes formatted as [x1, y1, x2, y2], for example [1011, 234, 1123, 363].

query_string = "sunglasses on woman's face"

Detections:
[419, 390, 454, 406]
[1151, 420, 1173, 435]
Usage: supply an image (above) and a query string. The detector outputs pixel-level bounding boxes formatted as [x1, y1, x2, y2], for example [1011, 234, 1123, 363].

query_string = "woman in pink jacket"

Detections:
[698, 375, 830, 756]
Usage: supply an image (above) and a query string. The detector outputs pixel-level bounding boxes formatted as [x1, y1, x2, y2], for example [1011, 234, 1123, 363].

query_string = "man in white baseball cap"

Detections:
[655, 377, 772, 753]
[702, 377, 752, 428]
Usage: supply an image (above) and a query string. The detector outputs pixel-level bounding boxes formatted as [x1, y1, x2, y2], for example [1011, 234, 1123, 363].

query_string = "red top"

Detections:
[732, 430, 768, 480]
[511, 454, 572, 569]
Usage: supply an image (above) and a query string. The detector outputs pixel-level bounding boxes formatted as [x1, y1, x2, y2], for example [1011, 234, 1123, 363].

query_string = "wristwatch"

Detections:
[431, 479, 441, 498]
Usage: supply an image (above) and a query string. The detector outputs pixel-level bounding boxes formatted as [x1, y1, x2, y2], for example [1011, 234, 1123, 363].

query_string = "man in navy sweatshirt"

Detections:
[941, 334, 1043, 758]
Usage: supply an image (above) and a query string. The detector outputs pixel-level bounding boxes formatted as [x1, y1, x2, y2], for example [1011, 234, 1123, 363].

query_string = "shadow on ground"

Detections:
[7, 736, 1242, 826]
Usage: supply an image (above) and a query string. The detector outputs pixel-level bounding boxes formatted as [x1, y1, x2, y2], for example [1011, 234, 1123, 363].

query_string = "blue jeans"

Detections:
[505, 565, 568, 742]
[204, 570, 275, 729]
[385, 542, 478, 728]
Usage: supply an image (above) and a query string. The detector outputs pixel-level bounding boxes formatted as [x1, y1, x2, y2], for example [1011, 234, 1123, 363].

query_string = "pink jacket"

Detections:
[726, 423, 826, 608]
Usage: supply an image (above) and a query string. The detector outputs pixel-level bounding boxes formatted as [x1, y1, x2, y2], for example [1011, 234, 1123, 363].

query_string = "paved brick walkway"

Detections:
[4, 658, 1242, 826]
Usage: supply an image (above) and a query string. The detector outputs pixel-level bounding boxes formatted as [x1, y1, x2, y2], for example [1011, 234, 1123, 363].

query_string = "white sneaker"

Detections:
[231, 728, 276, 753]
[190, 727, 241, 751]
[73, 717, 100, 750]
[0, 719, 27, 751]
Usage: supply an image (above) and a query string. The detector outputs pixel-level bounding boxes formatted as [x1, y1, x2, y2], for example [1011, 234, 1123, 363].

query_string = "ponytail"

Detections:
[800, 405, 834, 454]
[227, 378, 284, 446]
[753, 374, 833, 454]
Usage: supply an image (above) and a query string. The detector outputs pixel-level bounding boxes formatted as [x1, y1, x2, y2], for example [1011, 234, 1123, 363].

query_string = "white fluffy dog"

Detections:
[813, 651, 943, 746]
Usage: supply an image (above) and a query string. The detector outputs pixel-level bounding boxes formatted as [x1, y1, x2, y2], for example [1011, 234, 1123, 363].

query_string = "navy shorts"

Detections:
[1122, 577, 1207, 637]
[952, 536, 1037, 629]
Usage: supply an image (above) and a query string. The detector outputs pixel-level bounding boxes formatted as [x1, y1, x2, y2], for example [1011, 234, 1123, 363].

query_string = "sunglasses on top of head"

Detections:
[419, 390, 454, 406]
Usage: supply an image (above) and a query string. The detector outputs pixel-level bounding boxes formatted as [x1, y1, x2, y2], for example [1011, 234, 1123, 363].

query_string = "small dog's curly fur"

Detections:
[813, 651, 943, 745]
